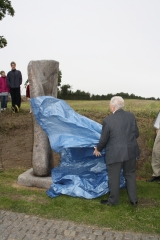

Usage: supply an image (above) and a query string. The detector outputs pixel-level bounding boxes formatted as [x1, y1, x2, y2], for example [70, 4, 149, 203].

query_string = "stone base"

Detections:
[17, 168, 52, 189]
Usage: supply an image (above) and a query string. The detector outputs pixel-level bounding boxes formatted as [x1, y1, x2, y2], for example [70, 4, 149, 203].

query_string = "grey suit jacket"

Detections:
[97, 109, 140, 165]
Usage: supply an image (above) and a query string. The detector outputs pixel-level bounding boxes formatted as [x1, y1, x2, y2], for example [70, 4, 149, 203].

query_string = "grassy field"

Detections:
[0, 169, 160, 234]
[0, 99, 160, 234]
[67, 99, 160, 116]
[19, 98, 160, 117]
[67, 99, 159, 178]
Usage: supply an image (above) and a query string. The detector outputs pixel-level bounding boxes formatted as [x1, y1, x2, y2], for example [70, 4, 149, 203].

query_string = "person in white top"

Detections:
[146, 112, 160, 182]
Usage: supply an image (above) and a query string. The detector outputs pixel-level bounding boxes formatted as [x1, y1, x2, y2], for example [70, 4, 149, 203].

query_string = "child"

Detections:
[0, 71, 10, 112]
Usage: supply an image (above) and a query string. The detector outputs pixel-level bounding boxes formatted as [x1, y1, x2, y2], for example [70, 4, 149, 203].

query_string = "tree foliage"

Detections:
[59, 84, 72, 99]
[0, 0, 15, 20]
[0, 0, 15, 48]
[0, 35, 7, 48]
[56, 69, 157, 101]
[58, 87, 157, 101]
[58, 70, 62, 86]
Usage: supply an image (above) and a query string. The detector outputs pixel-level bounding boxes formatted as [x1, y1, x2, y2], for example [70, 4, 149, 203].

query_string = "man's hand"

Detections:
[93, 147, 102, 157]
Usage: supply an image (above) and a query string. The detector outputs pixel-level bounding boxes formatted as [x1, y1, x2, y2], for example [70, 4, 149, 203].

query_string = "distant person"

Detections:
[26, 81, 32, 113]
[146, 112, 160, 182]
[0, 71, 10, 112]
[93, 96, 140, 206]
[7, 61, 22, 113]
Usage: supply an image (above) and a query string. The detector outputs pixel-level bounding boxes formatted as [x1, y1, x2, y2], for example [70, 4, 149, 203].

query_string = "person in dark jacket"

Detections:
[93, 96, 140, 206]
[7, 61, 22, 113]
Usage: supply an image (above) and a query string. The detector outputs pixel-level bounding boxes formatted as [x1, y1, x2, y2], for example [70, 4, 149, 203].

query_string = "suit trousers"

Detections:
[152, 129, 160, 177]
[107, 158, 137, 205]
[10, 88, 21, 108]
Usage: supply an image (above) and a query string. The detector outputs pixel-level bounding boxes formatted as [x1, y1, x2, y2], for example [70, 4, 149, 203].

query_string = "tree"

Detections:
[58, 70, 62, 87]
[0, 0, 15, 48]
[60, 84, 72, 99]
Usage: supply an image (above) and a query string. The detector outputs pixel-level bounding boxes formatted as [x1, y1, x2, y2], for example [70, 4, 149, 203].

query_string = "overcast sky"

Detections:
[0, 0, 160, 97]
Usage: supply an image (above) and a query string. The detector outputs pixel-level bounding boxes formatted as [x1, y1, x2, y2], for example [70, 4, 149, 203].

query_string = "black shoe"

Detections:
[130, 201, 138, 207]
[100, 200, 112, 206]
[146, 176, 160, 182]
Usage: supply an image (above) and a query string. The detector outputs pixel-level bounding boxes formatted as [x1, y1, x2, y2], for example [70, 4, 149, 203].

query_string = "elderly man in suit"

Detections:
[93, 96, 140, 206]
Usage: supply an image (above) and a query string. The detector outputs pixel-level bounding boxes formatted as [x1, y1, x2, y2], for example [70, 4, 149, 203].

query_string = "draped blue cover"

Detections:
[31, 97, 125, 198]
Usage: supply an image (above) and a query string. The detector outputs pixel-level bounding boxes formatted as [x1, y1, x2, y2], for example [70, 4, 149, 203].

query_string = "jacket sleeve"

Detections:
[135, 118, 139, 138]
[6, 73, 10, 87]
[0, 78, 2, 92]
[97, 120, 110, 152]
[19, 71, 22, 85]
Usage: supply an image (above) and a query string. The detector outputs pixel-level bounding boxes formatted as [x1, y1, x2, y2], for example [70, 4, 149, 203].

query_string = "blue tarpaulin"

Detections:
[31, 96, 125, 198]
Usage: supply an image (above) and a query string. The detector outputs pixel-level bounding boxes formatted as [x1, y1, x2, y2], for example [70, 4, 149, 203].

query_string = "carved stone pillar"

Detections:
[28, 60, 59, 176]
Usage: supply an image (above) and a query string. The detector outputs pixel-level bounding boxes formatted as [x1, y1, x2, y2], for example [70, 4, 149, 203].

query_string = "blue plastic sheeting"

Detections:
[31, 96, 126, 199]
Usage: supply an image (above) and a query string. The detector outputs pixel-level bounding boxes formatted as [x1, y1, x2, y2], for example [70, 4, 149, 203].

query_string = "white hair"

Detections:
[110, 96, 124, 110]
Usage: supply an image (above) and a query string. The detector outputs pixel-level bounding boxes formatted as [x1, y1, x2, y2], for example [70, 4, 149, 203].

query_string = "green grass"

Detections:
[67, 99, 160, 116]
[6, 99, 159, 177]
[7, 101, 30, 112]
[18, 98, 160, 117]
[6, 99, 158, 178]
[2, 99, 160, 233]
[0, 169, 160, 234]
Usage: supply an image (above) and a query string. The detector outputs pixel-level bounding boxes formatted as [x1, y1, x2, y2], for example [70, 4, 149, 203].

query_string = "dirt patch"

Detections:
[0, 191, 49, 204]
[12, 183, 46, 191]
[138, 198, 159, 208]
[11, 195, 49, 204]
[136, 136, 151, 172]
[0, 109, 152, 176]
[0, 109, 60, 170]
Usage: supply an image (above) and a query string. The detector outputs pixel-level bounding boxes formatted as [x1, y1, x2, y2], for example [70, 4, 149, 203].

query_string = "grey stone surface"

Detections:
[17, 168, 52, 188]
[28, 60, 59, 177]
[0, 210, 160, 240]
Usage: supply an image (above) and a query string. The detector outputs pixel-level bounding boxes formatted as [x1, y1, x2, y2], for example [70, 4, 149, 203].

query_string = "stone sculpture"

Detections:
[28, 60, 59, 176]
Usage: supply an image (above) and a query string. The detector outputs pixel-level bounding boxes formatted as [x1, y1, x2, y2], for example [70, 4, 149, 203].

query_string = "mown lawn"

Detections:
[0, 169, 160, 234]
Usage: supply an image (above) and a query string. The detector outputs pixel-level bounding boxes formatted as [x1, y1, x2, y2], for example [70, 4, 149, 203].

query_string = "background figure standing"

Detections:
[0, 71, 10, 112]
[146, 112, 160, 182]
[7, 62, 22, 113]
[93, 96, 140, 206]
[26, 81, 32, 113]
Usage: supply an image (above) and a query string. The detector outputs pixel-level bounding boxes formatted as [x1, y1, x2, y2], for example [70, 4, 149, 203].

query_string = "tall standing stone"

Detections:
[28, 60, 59, 176]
